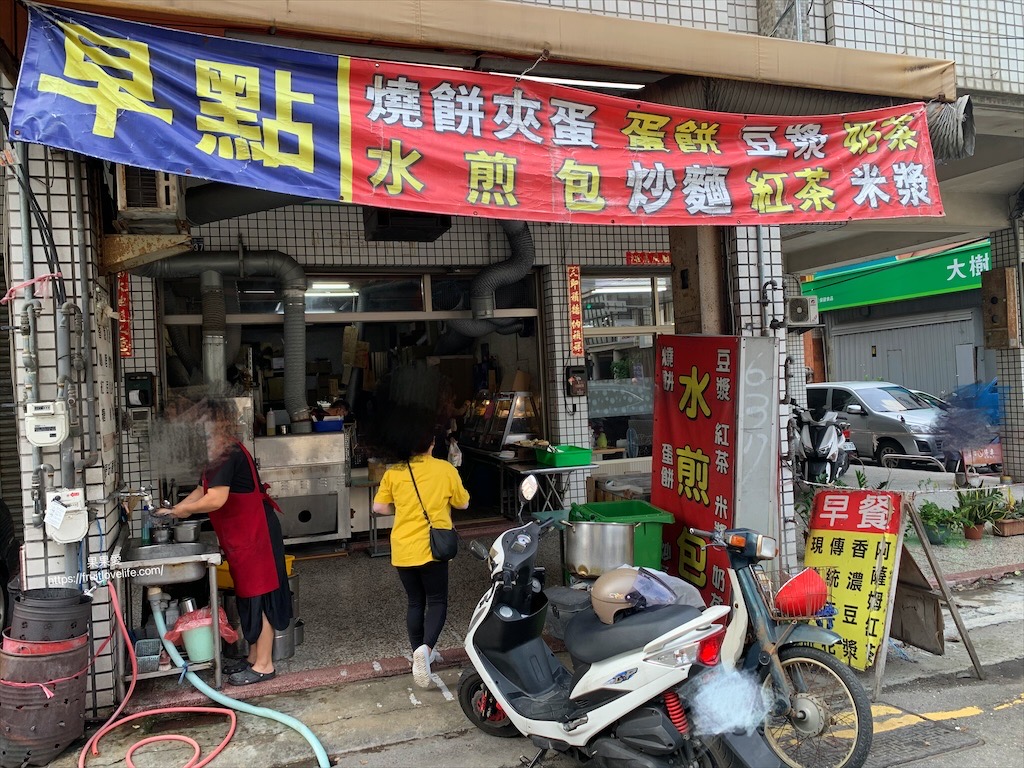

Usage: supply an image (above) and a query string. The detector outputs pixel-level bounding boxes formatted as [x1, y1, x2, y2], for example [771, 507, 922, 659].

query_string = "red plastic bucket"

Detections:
[2, 629, 88, 655]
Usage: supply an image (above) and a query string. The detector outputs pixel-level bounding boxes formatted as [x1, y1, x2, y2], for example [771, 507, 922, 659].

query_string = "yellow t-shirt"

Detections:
[374, 454, 470, 567]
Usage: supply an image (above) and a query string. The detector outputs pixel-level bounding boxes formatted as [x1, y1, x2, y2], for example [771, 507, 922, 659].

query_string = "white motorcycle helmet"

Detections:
[591, 567, 677, 625]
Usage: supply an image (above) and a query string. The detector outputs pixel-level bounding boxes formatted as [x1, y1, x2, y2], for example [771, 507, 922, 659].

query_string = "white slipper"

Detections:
[412, 644, 432, 689]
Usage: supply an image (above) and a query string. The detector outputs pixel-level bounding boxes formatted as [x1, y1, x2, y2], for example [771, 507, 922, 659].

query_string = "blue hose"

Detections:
[150, 596, 331, 767]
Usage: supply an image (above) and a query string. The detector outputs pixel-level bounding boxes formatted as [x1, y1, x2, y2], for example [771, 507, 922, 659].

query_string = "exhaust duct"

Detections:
[133, 251, 311, 428]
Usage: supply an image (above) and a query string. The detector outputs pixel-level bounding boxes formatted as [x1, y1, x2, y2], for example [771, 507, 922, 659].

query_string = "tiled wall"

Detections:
[4, 136, 122, 712]
[989, 224, 1023, 480]
[509, 0, 731, 31]
[825, 0, 1023, 93]
[728, 226, 798, 564]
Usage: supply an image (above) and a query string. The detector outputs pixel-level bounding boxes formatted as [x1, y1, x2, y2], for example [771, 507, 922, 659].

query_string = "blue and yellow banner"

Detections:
[12, 5, 945, 226]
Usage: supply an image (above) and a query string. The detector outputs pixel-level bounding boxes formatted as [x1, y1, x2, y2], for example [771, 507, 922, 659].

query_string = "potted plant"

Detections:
[917, 500, 963, 545]
[955, 488, 1004, 540]
[994, 493, 1024, 537]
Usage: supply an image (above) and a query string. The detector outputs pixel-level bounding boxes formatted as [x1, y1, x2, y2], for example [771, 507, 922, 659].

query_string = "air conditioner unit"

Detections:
[786, 295, 819, 327]
[114, 165, 187, 234]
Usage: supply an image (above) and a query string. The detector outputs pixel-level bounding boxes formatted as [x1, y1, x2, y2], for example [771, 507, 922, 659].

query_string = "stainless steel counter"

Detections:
[254, 433, 351, 543]
[113, 538, 224, 694]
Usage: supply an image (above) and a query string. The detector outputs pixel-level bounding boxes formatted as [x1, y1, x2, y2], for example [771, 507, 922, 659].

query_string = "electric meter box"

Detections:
[25, 401, 71, 447]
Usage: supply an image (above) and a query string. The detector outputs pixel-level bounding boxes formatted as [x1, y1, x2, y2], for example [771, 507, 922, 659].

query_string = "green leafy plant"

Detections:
[917, 500, 963, 528]
[611, 358, 632, 379]
[955, 488, 1005, 526]
[997, 490, 1022, 521]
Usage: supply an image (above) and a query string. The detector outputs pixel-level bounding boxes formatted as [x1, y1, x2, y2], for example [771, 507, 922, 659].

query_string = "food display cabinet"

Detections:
[462, 391, 541, 452]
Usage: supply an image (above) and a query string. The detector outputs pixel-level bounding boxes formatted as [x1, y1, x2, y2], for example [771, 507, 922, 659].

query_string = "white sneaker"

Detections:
[412, 644, 432, 689]
[428, 648, 441, 665]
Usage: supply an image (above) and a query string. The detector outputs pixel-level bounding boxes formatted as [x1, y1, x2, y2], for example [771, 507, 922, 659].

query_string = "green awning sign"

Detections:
[802, 240, 990, 312]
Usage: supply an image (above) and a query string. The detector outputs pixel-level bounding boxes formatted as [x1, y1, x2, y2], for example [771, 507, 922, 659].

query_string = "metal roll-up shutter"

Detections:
[0, 182, 25, 529]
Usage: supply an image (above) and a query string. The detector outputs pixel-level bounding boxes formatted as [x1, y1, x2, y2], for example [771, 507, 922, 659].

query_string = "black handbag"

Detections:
[409, 464, 459, 561]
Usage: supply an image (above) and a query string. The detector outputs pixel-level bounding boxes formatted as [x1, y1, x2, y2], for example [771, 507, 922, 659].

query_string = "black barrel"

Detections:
[0, 643, 88, 767]
[9, 590, 92, 642]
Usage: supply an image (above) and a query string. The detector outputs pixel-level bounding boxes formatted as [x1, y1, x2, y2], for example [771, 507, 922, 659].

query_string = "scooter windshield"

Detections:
[625, 568, 678, 609]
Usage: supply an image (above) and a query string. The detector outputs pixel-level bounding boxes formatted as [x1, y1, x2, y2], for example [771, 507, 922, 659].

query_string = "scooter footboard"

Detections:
[475, 592, 564, 696]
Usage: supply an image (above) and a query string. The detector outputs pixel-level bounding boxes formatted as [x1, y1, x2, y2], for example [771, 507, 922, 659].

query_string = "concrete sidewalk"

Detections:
[56, 575, 1024, 768]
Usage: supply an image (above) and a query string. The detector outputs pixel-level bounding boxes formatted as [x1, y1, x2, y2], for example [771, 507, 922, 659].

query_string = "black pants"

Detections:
[396, 560, 449, 651]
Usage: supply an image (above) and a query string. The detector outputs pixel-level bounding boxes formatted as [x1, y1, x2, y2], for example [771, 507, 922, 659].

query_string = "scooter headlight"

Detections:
[756, 536, 778, 560]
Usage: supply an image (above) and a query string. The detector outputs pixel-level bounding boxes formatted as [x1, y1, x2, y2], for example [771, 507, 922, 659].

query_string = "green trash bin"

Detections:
[569, 501, 675, 569]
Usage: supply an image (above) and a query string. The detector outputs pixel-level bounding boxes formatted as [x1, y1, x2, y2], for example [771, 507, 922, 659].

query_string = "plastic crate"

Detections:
[534, 445, 593, 467]
[569, 500, 674, 569]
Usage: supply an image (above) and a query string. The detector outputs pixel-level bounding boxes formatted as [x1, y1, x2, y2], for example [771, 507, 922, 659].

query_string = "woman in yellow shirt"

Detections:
[373, 408, 470, 688]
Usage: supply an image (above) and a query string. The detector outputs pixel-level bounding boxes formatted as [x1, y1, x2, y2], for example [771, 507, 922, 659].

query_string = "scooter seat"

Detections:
[563, 604, 703, 664]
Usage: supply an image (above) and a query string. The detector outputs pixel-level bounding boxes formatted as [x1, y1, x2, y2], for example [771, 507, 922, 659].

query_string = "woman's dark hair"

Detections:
[367, 404, 435, 463]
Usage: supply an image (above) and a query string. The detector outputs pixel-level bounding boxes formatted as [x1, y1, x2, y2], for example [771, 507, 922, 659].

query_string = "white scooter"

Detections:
[458, 477, 783, 768]
[790, 403, 851, 484]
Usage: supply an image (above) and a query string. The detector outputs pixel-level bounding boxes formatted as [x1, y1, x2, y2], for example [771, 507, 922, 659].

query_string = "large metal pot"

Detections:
[564, 521, 634, 577]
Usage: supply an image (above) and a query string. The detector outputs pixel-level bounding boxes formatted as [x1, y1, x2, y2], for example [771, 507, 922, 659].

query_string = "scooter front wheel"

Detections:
[457, 670, 522, 738]
[760, 646, 872, 768]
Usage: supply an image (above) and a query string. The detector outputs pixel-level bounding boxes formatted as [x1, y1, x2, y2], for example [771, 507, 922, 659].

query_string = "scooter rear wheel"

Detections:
[457, 670, 521, 738]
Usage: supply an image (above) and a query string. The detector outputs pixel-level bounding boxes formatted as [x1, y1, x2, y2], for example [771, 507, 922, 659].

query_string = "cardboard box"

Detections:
[355, 341, 370, 369]
[342, 326, 358, 365]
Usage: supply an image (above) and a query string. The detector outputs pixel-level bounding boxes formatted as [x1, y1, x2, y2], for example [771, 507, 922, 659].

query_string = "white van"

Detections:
[805, 382, 945, 464]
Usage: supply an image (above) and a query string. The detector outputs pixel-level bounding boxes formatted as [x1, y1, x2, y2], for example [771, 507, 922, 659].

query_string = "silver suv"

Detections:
[805, 382, 945, 464]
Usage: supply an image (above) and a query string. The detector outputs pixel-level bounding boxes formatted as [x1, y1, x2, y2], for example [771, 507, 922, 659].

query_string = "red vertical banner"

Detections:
[567, 265, 584, 357]
[651, 335, 739, 606]
[117, 272, 132, 358]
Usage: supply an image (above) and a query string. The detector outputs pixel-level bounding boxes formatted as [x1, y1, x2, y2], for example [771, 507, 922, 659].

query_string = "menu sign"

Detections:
[652, 335, 738, 606]
[568, 265, 584, 357]
[804, 489, 903, 670]
[117, 272, 132, 358]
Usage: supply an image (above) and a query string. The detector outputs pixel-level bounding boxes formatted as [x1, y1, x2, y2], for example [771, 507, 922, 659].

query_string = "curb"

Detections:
[930, 562, 1024, 590]
[125, 564, 1023, 712]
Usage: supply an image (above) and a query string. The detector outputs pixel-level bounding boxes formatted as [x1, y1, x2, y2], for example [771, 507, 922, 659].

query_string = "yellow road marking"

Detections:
[921, 706, 984, 720]
[994, 693, 1024, 711]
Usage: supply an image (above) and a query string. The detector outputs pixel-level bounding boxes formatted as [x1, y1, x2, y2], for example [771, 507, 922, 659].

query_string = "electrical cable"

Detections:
[847, 0, 1024, 41]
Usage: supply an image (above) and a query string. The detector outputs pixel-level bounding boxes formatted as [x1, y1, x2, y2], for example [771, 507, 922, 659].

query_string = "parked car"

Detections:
[1, 497, 20, 631]
[805, 382, 946, 465]
[910, 389, 950, 411]
[948, 378, 1000, 424]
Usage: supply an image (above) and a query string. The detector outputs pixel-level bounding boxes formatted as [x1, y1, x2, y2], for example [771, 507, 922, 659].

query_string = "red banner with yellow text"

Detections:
[651, 335, 739, 607]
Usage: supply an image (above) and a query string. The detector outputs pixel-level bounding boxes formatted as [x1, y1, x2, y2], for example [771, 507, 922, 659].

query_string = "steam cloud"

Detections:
[689, 666, 772, 736]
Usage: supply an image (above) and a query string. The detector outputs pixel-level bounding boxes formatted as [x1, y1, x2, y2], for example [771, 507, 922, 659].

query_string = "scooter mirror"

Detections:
[519, 475, 539, 502]
[469, 539, 489, 561]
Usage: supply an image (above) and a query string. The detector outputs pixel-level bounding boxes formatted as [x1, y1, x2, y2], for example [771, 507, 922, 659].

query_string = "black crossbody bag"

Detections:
[409, 463, 459, 561]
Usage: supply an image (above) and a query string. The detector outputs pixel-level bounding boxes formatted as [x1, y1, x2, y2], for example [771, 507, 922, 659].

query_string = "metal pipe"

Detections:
[17, 143, 48, 526]
[133, 251, 309, 425]
[200, 270, 228, 387]
[755, 226, 769, 336]
[56, 301, 77, 485]
[73, 156, 99, 467]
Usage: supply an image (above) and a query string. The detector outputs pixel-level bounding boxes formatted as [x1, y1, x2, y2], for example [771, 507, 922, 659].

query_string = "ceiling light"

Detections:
[590, 286, 668, 294]
[243, 290, 276, 295]
[310, 282, 351, 291]
[307, 290, 359, 297]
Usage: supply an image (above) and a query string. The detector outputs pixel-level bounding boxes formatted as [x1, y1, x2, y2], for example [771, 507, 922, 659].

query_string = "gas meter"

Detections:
[25, 401, 70, 447]
[45, 487, 88, 544]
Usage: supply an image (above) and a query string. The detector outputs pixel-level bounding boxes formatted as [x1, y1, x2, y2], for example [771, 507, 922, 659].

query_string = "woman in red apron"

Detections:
[161, 399, 292, 686]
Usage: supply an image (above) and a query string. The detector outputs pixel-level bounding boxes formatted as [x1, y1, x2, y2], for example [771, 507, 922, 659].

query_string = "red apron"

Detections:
[204, 441, 282, 598]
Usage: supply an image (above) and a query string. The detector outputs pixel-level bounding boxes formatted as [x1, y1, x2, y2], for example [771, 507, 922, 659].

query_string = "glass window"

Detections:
[831, 389, 855, 412]
[307, 277, 423, 313]
[431, 274, 536, 312]
[806, 388, 828, 411]
[581, 275, 669, 458]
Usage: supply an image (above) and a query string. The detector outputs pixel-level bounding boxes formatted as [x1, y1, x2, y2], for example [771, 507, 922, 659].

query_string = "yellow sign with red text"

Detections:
[804, 489, 903, 671]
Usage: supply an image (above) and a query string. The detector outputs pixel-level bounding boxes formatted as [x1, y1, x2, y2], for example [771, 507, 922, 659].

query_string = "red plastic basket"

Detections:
[754, 566, 831, 621]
